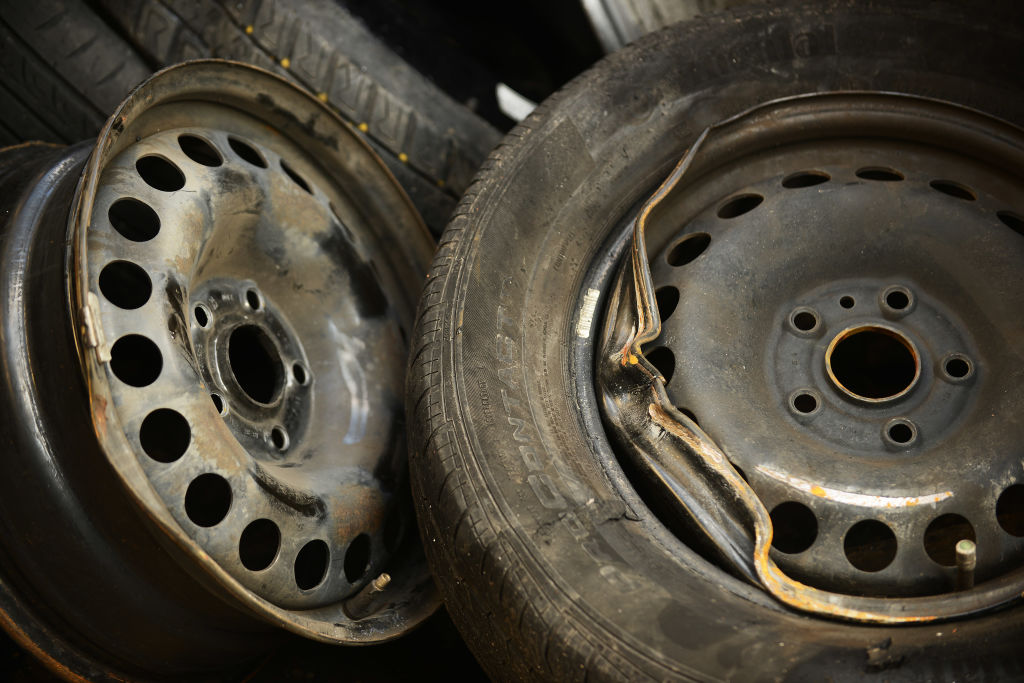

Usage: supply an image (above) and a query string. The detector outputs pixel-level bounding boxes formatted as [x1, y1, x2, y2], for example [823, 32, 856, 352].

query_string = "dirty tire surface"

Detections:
[0, 0, 501, 233]
[406, 1, 1024, 681]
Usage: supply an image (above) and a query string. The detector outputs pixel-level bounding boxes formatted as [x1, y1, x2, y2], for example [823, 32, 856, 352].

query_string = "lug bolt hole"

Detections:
[790, 391, 820, 415]
[194, 303, 211, 328]
[789, 307, 820, 335]
[292, 363, 309, 385]
[880, 285, 914, 317]
[884, 418, 918, 447]
[839, 296, 855, 309]
[211, 393, 226, 415]
[245, 289, 262, 310]
[270, 426, 289, 451]
[941, 354, 974, 381]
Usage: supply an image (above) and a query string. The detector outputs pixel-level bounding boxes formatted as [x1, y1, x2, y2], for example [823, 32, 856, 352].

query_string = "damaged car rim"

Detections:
[597, 92, 1024, 621]
[0, 60, 435, 680]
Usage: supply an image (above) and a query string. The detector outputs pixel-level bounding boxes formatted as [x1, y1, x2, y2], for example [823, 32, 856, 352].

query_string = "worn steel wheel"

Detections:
[0, 60, 436, 681]
[407, 2, 1024, 680]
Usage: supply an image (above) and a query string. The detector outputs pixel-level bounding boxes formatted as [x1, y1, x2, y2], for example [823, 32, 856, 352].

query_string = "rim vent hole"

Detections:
[228, 137, 267, 168]
[856, 167, 904, 182]
[844, 520, 897, 572]
[677, 407, 699, 425]
[769, 502, 818, 554]
[140, 409, 190, 463]
[344, 533, 371, 582]
[666, 233, 710, 266]
[930, 179, 976, 201]
[136, 155, 185, 191]
[655, 286, 680, 322]
[178, 135, 222, 167]
[924, 514, 976, 566]
[108, 198, 160, 242]
[239, 519, 281, 571]
[997, 485, 1024, 537]
[295, 540, 329, 590]
[998, 210, 1024, 237]
[646, 346, 675, 384]
[185, 473, 232, 527]
[782, 171, 830, 188]
[99, 261, 152, 310]
[717, 193, 763, 219]
[110, 335, 163, 387]
[281, 160, 312, 193]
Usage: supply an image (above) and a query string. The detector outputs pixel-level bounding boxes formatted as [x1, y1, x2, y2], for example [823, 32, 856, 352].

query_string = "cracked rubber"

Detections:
[406, 2, 1024, 680]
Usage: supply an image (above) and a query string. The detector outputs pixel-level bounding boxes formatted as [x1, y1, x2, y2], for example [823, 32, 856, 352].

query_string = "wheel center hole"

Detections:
[228, 325, 284, 404]
[827, 326, 918, 400]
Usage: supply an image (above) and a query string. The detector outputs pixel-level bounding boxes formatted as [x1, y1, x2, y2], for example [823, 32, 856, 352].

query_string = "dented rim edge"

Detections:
[596, 92, 1024, 624]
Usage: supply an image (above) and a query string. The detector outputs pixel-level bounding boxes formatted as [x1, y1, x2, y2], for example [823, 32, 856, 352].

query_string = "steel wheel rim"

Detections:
[591, 92, 1024, 621]
[61, 61, 435, 643]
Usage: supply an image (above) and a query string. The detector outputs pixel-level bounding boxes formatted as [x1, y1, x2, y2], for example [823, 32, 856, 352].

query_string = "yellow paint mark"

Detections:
[810, 485, 826, 498]
[437, 178, 446, 187]
[280, 57, 291, 68]
[316, 92, 328, 102]
[245, 24, 254, 34]
[358, 122, 369, 132]
[628, 354, 638, 365]
[398, 152, 409, 163]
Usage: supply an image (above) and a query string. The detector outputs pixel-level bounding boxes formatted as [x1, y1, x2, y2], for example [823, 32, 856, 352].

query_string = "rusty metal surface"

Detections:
[596, 93, 1024, 623]
[0, 59, 438, 681]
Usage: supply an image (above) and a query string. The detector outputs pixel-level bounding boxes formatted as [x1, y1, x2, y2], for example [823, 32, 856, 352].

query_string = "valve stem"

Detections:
[342, 573, 391, 620]
[955, 540, 976, 591]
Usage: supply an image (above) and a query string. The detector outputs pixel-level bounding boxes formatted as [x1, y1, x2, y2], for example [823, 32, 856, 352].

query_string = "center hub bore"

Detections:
[825, 324, 920, 402]
[228, 324, 286, 405]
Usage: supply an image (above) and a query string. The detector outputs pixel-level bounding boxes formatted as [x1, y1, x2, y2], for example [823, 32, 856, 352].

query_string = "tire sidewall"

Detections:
[418, 2, 1024, 680]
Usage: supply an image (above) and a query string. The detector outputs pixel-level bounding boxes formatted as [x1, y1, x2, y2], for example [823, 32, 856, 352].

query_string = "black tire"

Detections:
[407, 2, 1024, 681]
[0, 0, 151, 146]
[0, 0, 501, 233]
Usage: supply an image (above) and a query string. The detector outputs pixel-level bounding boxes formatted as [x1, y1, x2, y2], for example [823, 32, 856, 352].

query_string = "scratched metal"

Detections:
[66, 61, 437, 646]
[597, 93, 1024, 622]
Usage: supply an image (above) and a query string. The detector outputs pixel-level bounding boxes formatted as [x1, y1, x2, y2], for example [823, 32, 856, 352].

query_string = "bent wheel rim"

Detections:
[69, 61, 436, 643]
[596, 92, 1024, 620]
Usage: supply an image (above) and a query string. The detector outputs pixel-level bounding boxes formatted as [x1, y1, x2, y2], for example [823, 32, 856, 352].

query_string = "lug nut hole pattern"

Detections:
[638, 124, 1024, 601]
[84, 124, 412, 611]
